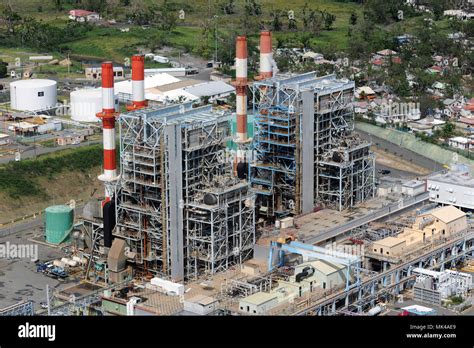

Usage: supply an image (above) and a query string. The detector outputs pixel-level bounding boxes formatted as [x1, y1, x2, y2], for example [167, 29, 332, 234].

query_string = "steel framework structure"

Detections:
[186, 175, 255, 279]
[250, 73, 375, 217]
[115, 103, 254, 281]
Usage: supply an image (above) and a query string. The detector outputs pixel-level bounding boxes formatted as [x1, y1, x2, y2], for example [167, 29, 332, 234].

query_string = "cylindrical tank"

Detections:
[70, 88, 119, 122]
[10, 79, 57, 111]
[45, 205, 74, 244]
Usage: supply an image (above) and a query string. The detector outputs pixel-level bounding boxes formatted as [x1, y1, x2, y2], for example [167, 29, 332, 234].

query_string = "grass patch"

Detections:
[0, 144, 103, 198]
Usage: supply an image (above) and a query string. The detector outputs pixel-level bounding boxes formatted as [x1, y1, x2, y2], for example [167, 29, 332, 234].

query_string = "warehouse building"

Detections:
[427, 170, 474, 210]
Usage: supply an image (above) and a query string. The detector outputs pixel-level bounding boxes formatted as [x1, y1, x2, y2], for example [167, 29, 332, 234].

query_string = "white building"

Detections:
[448, 136, 473, 151]
[85, 66, 124, 80]
[402, 180, 426, 196]
[427, 170, 474, 210]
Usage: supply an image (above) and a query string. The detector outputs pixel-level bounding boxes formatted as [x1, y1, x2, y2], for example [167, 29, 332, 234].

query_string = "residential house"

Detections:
[69, 9, 100, 22]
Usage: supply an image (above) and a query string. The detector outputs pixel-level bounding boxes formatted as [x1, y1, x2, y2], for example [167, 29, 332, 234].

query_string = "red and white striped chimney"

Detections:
[259, 31, 273, 79]
[97, 61, 118, 202]
[127, 54, 147, 111]
[235, 36, 248, 151]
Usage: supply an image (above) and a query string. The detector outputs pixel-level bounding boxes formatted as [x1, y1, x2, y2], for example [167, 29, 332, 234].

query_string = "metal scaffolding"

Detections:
[115, 103, 255, 281]
[250, 73, 375, 217]
[186, 175, 255, 279]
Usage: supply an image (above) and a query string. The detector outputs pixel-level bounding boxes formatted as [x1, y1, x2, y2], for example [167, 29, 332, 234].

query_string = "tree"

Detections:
[84, 0, 106, 13]
[322, 11, 336, 30]
[288, 17, 297, 31]
[245, 0, 262, 16]
[106, 0, 120, 18]
[155, 1, 178, 32]
[270, 9, 283, 32]
[146, 32, 169, 52]
[219, 0, 235, 15]
[308, 9, 321, 35]
[52, 0, 63, 11]
[301, 2, 309, 31]
[350, 12, 357, 26]
[0, 60, 7, 78]
[127, 0, 153, 25]
[0, 3, 21, 34]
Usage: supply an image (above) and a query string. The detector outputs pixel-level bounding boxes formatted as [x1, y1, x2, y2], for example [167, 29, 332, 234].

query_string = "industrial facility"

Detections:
[0, 29, 472, 321]
[250, 69, 374, 217]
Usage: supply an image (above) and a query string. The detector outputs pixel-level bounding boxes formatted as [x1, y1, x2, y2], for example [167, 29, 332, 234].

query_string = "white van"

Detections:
[153, 55, 170, 64]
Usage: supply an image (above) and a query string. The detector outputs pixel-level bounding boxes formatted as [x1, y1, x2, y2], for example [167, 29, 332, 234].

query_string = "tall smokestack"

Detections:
[127, 54, 147, 111]
[259, 31, 273, 79]
[97, 61, 118, 202]
[235, 36, 248, 151]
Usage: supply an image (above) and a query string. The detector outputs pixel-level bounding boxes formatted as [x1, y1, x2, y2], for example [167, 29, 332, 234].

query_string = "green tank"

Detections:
[44, 205, 74, 244]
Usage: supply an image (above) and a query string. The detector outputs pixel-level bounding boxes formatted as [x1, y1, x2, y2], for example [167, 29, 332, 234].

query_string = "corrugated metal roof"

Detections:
[114, 73, 180, 95]
[183, 80, 235, 97]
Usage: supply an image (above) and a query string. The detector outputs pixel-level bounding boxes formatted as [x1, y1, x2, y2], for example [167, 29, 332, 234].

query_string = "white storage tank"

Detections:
[70, 88, 119, 122]
[10, 79, 57, 111]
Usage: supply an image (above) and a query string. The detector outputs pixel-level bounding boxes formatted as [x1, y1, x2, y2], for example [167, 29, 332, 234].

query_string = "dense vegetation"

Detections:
[0, 145, 103, 198]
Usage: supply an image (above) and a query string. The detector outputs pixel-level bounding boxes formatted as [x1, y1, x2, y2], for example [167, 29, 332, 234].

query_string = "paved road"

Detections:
[0, 204, 85, 238]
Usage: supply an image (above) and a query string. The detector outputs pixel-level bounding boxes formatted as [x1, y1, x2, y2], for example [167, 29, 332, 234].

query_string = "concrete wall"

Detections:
[372, 240, 406, 256]
[239, 296, 278, 315]
[356, 122, 474, 170]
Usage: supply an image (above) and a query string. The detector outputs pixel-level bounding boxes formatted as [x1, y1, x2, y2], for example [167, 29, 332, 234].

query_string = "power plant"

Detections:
[1, 29, 472, 321]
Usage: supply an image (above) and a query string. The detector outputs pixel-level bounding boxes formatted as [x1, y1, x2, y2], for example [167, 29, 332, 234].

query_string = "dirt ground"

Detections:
[372, 146, 431, 176]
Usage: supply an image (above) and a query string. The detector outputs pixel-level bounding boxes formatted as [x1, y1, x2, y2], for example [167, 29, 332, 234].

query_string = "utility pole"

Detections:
[46, 284, 51, 316]
[214, 15, 218, 65]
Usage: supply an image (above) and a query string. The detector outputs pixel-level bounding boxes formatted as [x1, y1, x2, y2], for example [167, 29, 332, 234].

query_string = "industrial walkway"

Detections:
[305, 192, 429, 245]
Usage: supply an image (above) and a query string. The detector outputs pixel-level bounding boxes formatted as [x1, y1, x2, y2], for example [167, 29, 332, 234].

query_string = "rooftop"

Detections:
[374, 236, 405, 247]
[428, 171, 474, 188]
[184, 80, 235, 97]
[240, 291, 277, 305]
[425, 205, 466, 223]
[120, 103, 230, 127]
[402, 180, 425, 188]
[309, 260, 346, 275]
[253, 73, 354, 93]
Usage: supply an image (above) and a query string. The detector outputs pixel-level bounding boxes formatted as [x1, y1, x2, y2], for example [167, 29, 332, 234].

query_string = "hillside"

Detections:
[0, 145, 105, 223]
[1, 0, 362, 62]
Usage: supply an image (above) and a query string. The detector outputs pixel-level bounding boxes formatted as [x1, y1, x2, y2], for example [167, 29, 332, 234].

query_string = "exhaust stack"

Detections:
[259, 31, 273, 79]
[234, 36, 248, 149]
[127, 55, 147, 111]
[97, 61, 119, 202]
